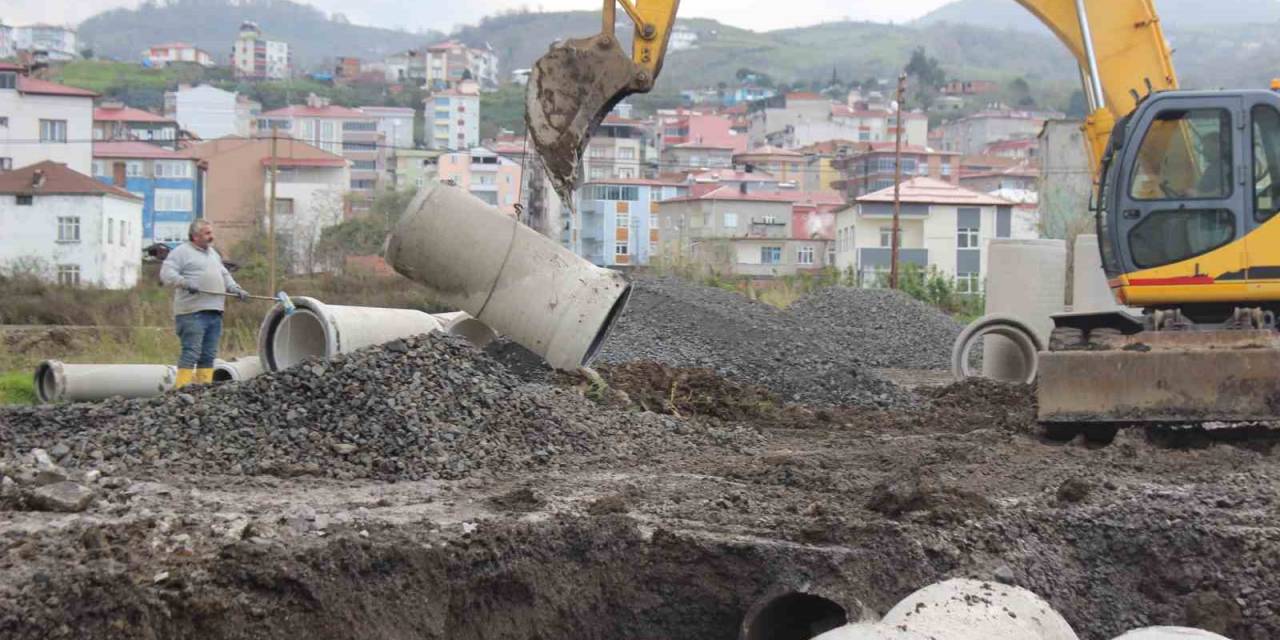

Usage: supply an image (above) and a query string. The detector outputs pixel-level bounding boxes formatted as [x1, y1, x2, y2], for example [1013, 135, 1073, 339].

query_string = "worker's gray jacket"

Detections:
[159, 242, 243, 316]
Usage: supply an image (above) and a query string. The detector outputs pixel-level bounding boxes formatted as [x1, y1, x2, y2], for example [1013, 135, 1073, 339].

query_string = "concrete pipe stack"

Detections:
[33, 360, 177, 404]
[257, 297, 447, 371]
[981, 239, 1067, 382]
[1071, 234, 1120, 313]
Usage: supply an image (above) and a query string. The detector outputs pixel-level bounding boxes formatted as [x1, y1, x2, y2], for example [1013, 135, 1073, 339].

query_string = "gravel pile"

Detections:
[788, 288, 965, 370]
[0, 334, 758, 481]
[596, 277, 962, 406]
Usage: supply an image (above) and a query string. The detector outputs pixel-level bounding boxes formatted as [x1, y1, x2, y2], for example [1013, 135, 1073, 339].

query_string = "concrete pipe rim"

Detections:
[259, 296, 332, 372]
[952, 314, 1044, 385]
[581, 282, 633, 367]
[446, 317, 498, 349]
[33, 359, 65, 404]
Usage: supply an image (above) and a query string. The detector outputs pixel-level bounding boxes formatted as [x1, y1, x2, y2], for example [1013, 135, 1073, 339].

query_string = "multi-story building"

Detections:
[681, 168, 781, 197]
[165, 85, 259, 140]
[733, 146, 807, 185]
[661, 143, 734, 173]
[959, 163, 1039, 193]
[428, 147, 521, 213]
[833, 177, 1017, 292]
[334, 57, 362, 82]
[13, 25, 77, 61]
[829, 106, 928, 146]
[383, 49, 426, 85]
[359, 105, 414, 157]
[0, 161, 143, 289]
[658, 111, 746, 153]
[573, 178, 686, 267]
[188, 137, 349, 256]
[584, 116, 650, 180]
[746, 92, 831, 148]
[231, 22, 290, 81]
[0, 62, 96, 174]
[92, 141, 201, 246]
[424, 41, 498, 89]
[426, 83, 479, 151]
[142, 42, 215, 68]
[0, 24, 15, 59]
[935, 109, 1062, 155]
[831, 142, 961, 200]
[392, 148, 442, 190]
[259, 94, 385, 202]
[795, 140, 856, 196]
[92, 104, 180, 149]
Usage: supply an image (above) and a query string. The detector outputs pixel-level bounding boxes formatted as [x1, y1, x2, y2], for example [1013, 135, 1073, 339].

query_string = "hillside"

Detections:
[77, 0, 440, 68]
[917, 0, 1280, 32]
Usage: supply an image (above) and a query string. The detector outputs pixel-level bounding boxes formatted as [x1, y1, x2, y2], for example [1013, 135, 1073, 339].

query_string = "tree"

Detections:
[904, 47, 946, 110]
[1008, 76, 1035, 107]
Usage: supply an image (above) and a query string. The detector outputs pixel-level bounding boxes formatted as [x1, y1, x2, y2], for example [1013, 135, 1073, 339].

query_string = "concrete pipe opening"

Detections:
[742, 592, 848, 640]
[583, 283, 632, 366]
[34, 360, 62, 404]
[268, 309, 329, 371]
[952, 314, 1044, 384]
[1111, 628, 1231, 640]
[212, 367, 234, 383]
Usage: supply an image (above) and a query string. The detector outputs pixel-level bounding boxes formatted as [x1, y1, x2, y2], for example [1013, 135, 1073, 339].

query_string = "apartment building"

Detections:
[573, 178, 686, 267]
[142, 42, 215, 68]
[681, 168, 781, 197]
[829, 106, 928, 147]
[259, 94, 384, 201]
[392, 148, 442, 190]
[795, 140, 855, 196]
[92, 104, 180, 149]
[580, 116, 651, 180]
[935, 109, 1061, 155]
[165, 85, 260, 140]
[429, 147, 521, 213]
[13, 25, 78, 61]
[359, 105, 414, 159]
[231, 22, 290, 81]
[383, 49, 426, 85]
[92, 141, 201, 247]
[830, 142, 960, 200]
[658, 111, 747, 154]
[426, 83, 479, 151]
[425, 41, 498, 89]
[661, 143, 734, 173]
[733, 146, 806, 185]
[0, 63, 96, 174]
[0, 161, 143, 289]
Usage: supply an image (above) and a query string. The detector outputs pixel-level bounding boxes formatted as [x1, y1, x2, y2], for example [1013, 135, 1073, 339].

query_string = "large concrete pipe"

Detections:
[257, 297, 444, 371]
[813, 623, 931, 639]
[1071, 234, 1119, 313]
[386, 184, 632, 370]
[34, 360, 177, 404]
[952, 314, 1043, 383]
[212, 356, 264, 383]
[432, 311, 499, 349]
[1111, 629, 1232, 640]
[983, 239, 1066, 382]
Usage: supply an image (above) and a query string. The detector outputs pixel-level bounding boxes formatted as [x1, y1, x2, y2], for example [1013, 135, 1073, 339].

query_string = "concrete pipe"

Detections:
[952, 314, 1043, 384]
[212, 356, 264, 383]
[34, 360, 177, 404]
[432, 311, 499, 349]
[984, 239, 1066, 380]
[1071, 234, 1119, 313]
[880, 579, 1079, 640]
[1111, 628, 1232, 640]
[386, 184, 632, 370]
[257, 296, 444, 371]
[813, 623, 931, 639]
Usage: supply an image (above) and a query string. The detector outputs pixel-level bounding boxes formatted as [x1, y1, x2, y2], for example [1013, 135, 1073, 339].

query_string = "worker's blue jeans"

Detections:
[175, 310, 223, 369]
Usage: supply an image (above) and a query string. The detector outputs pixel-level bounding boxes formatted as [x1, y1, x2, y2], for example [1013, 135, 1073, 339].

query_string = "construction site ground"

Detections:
[1, 278, 1278, 640]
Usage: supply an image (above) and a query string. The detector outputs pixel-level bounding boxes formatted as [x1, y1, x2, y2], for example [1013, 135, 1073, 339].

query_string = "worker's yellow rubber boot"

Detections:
[175, 368, 194, 389]
[195, 368, 214, 385]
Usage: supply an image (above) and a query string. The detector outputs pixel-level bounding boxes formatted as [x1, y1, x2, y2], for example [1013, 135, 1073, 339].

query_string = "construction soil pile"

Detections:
[1, 281, 1279, 640]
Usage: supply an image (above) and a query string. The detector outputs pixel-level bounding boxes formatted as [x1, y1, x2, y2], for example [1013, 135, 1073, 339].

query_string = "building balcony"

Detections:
[857, 247, 929, 271]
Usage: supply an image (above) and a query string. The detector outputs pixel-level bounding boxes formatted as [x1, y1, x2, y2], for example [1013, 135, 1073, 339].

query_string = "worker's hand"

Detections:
[183, 280, 201, 295]
[233, 287, 249, 302]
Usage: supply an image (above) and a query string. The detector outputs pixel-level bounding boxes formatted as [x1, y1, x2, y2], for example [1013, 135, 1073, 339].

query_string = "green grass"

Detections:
[0, 372, 36, 406]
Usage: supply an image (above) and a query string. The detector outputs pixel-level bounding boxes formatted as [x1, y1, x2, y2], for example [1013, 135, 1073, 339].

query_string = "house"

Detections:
[572, 178, 687, 267]
[745, 92, 929, 149]
[655, 187, 840, 277]
[0, 161, 143, 289]
[188, 138, 349, 256]
[795, 140, 857, 196]
[425, 41, 498, 89]
[942, 80, 1000, 96]
[259, 95, 385, 204]
[829, 106, 928, 147]
[334, 57, 362, 81]
[661, 143, 734, 172]
[934, 109, 1062, 155]
[681, 168, 780, 197]
[668, 26, 699, 51]
[165, 85, 260, 140]
[12, 25, 77, 61]
[0, 63, 96, 174]
[959, 162, 1039, 193]
[142, 42, 215, 68]
[392, 148, 442, 190]
[92, 141, 202, 247]
[585, 116, 651, 180]
[359, 106, 415, 172]
[428, 147, 521, 213]
[426, 83, 480, 151]
[383, 49, 426, 85]
[746, 92, 832, 148]
[981, 137, 1040, 162]
[733, 145, 806, 185]
[830, 142, 961, 200]
[231, 21, 289, 80]
[834, 177, 1017, 293]
[92, 104, 180, 149]
[658, 111, 746, 153]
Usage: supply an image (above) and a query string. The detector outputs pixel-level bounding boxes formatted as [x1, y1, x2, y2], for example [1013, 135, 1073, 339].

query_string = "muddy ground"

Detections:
[2, 365, 1279, 639]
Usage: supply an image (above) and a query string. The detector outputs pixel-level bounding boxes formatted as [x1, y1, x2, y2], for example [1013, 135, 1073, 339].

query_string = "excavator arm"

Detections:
[525, 0, 1179, 197]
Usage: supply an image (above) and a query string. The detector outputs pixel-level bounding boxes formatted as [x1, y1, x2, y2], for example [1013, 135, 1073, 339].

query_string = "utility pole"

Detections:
[890, 72, 906, 290]
[268, 124, 279, 294]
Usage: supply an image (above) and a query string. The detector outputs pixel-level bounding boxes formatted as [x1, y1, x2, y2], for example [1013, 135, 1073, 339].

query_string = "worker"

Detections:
[1194, 131, 1230, 198]
[159, 219, 248, 388]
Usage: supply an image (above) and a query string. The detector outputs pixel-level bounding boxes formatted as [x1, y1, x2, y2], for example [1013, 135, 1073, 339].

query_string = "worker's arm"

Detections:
[218, 257, 247, 300]
[159, 247, 199, 293]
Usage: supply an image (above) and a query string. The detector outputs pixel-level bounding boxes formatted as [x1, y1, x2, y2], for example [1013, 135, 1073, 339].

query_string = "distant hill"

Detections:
[916, 0, 1280, 32]
[77, 0, 441, 69]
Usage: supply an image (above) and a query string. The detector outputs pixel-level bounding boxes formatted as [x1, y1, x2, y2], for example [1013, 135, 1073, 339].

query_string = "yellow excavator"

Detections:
[525, 0, 1280, 439]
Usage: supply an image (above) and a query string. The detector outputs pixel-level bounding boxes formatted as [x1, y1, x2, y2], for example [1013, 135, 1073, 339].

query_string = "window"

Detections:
[797, 245, 815, 265]
[957, 272, 981, 295]
[615, 243, 629, 256]
[0, 73, 14, 89]
[1129, 208, 1236, 269]
[343, 141, 376, 152]
[589, 167, 608, 179]
[0, 116, 8, 127]
[14, 194, 30, 205]
[616, 212, 630, 228]
[343, 121, 377, 131]
[1130, 107, 1232, 200]
[120, 220, 129, 246]
[761, 246, 782, 265]
[154, 189, 193, 212]
[941, 161, 952, 177]
[56, 265, 80, 287]
[274, 198, 294, 215]
[57, 217, 80, 242]
[126, 161, 145, 177]
[108, 219, 115, 244]
[351, 179, 376, 190]
[957, 227, 979, 248]
[352, 160, 377, 171]
[590, 185, 639, 201]
[723, 212, 738, 228]
[0, 158, 11, 172]
[40, 119, 68, 142]
[879, 226, 900, 248]
[91, 160, 107, 177]
[434, 97, 449, 106]
[589, 147, 609, 158]
[1251, 104, 1280, 222]
[154, 222, 187, 243]
[618, 147, 635, 160]
[153, 161, 191, 179]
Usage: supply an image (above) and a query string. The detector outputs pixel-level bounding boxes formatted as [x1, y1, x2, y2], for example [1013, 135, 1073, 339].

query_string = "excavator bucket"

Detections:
[525, 32, 652, 203]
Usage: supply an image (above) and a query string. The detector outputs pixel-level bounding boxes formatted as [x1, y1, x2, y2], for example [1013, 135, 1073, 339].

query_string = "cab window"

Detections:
[1252, 104, 1280, 222]
[1130, 108, 1232, 201]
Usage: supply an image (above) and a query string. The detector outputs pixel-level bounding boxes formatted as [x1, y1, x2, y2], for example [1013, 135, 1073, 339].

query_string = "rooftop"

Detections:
[260, 157, 348, 168]
[16, 75, 98, 98]
[856, 177, 1013, 206]
[94, 105, 172, 123]
[736, 145, 804, 158]
[93, 141, 194, 160]
[585, 178, 684, 187]
[0, 161, 141, 200]
[663, 185, 843, 205]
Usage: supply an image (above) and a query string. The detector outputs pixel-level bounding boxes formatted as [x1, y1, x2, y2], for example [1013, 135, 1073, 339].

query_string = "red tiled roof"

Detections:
[856, 177, 1013, 206]
[93, 141, 193, 159]
[0, 161, 141, 200]
[584, 178, 683, 187]
[0, 62, 23, 71]
[786, 92, 824, 101]
[261, 105, 370, 118]
[17, 76, 97, 98]
[94, 106, 172, 123]
[686, 169, 778, 181]
[260, 157, 348, 167]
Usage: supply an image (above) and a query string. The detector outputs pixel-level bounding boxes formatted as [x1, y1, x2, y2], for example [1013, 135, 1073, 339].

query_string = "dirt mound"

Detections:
[788, 287, 966, 370]
[596, 362, 782, 421]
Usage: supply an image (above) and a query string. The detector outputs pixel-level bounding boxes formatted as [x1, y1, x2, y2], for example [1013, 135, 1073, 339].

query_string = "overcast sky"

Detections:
[10, 0, 956, 33]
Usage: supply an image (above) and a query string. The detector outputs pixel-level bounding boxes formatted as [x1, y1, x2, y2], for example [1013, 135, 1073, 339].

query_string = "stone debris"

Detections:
[29, 481, 94, 513]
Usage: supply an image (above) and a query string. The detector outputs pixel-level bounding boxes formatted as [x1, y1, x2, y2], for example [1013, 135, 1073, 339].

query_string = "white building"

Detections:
[0, 63, 96, 175]
[142, 42, 215, 68]
[231, 22, 289, 80]
[0, 24, 15, 59]
[426, 83, 479, 151]
[165, 85, 258, 139]
[0, 161, 143, 289]
[360, 106, 414, 150]
[263, 158, 349, 273]
[834, 177, 1017, 293]
[668, 26, 699, 51]
[425, 41, 498, 89]
[13, 25, 77, 61]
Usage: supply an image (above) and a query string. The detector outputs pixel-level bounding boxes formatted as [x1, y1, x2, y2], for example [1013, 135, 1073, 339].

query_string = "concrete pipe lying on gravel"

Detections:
[34, 360, 177, 404]
[1111, 629, 1232, 640]
[257, 296, 444, 371]
[386, 183, 632, 370]
[984, 239, 1066, 380]
[952, 313, 1043, 384]
[432, 311, 499, 349]
[212, 356, 264, 383]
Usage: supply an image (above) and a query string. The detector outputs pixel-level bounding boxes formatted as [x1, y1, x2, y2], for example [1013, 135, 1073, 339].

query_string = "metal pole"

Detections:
[890, 73, 906, 290]
[1074, 0, 1106, 110]
[268, 124, 278, 293]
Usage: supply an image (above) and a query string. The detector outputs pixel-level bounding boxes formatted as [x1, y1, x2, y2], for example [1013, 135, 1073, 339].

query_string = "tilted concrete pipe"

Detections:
[983, 239, 1066, 382]
[432, 311, 499, 349]
[34, 360, 177, 404]
[257, 296, 444, 371]
[1111, 629, 1232, 640]
[1072, 234, 1119, 313]
[386, 184, 632, 370]
[212, 356, 264, 383]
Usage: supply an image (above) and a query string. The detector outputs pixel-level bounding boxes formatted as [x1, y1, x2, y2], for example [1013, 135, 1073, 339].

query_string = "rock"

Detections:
[50, 443, 71, 460]
[0, 476, 17, 499]
[1057, 478, 1093, 504]
[84, 470, 102, 484]
[993, 564, 1017, 584]
[33, 467, 68, 487]
[30, 482, 95, 513]
[331, 443, 358, 455]
[31, 448, 53, 468]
